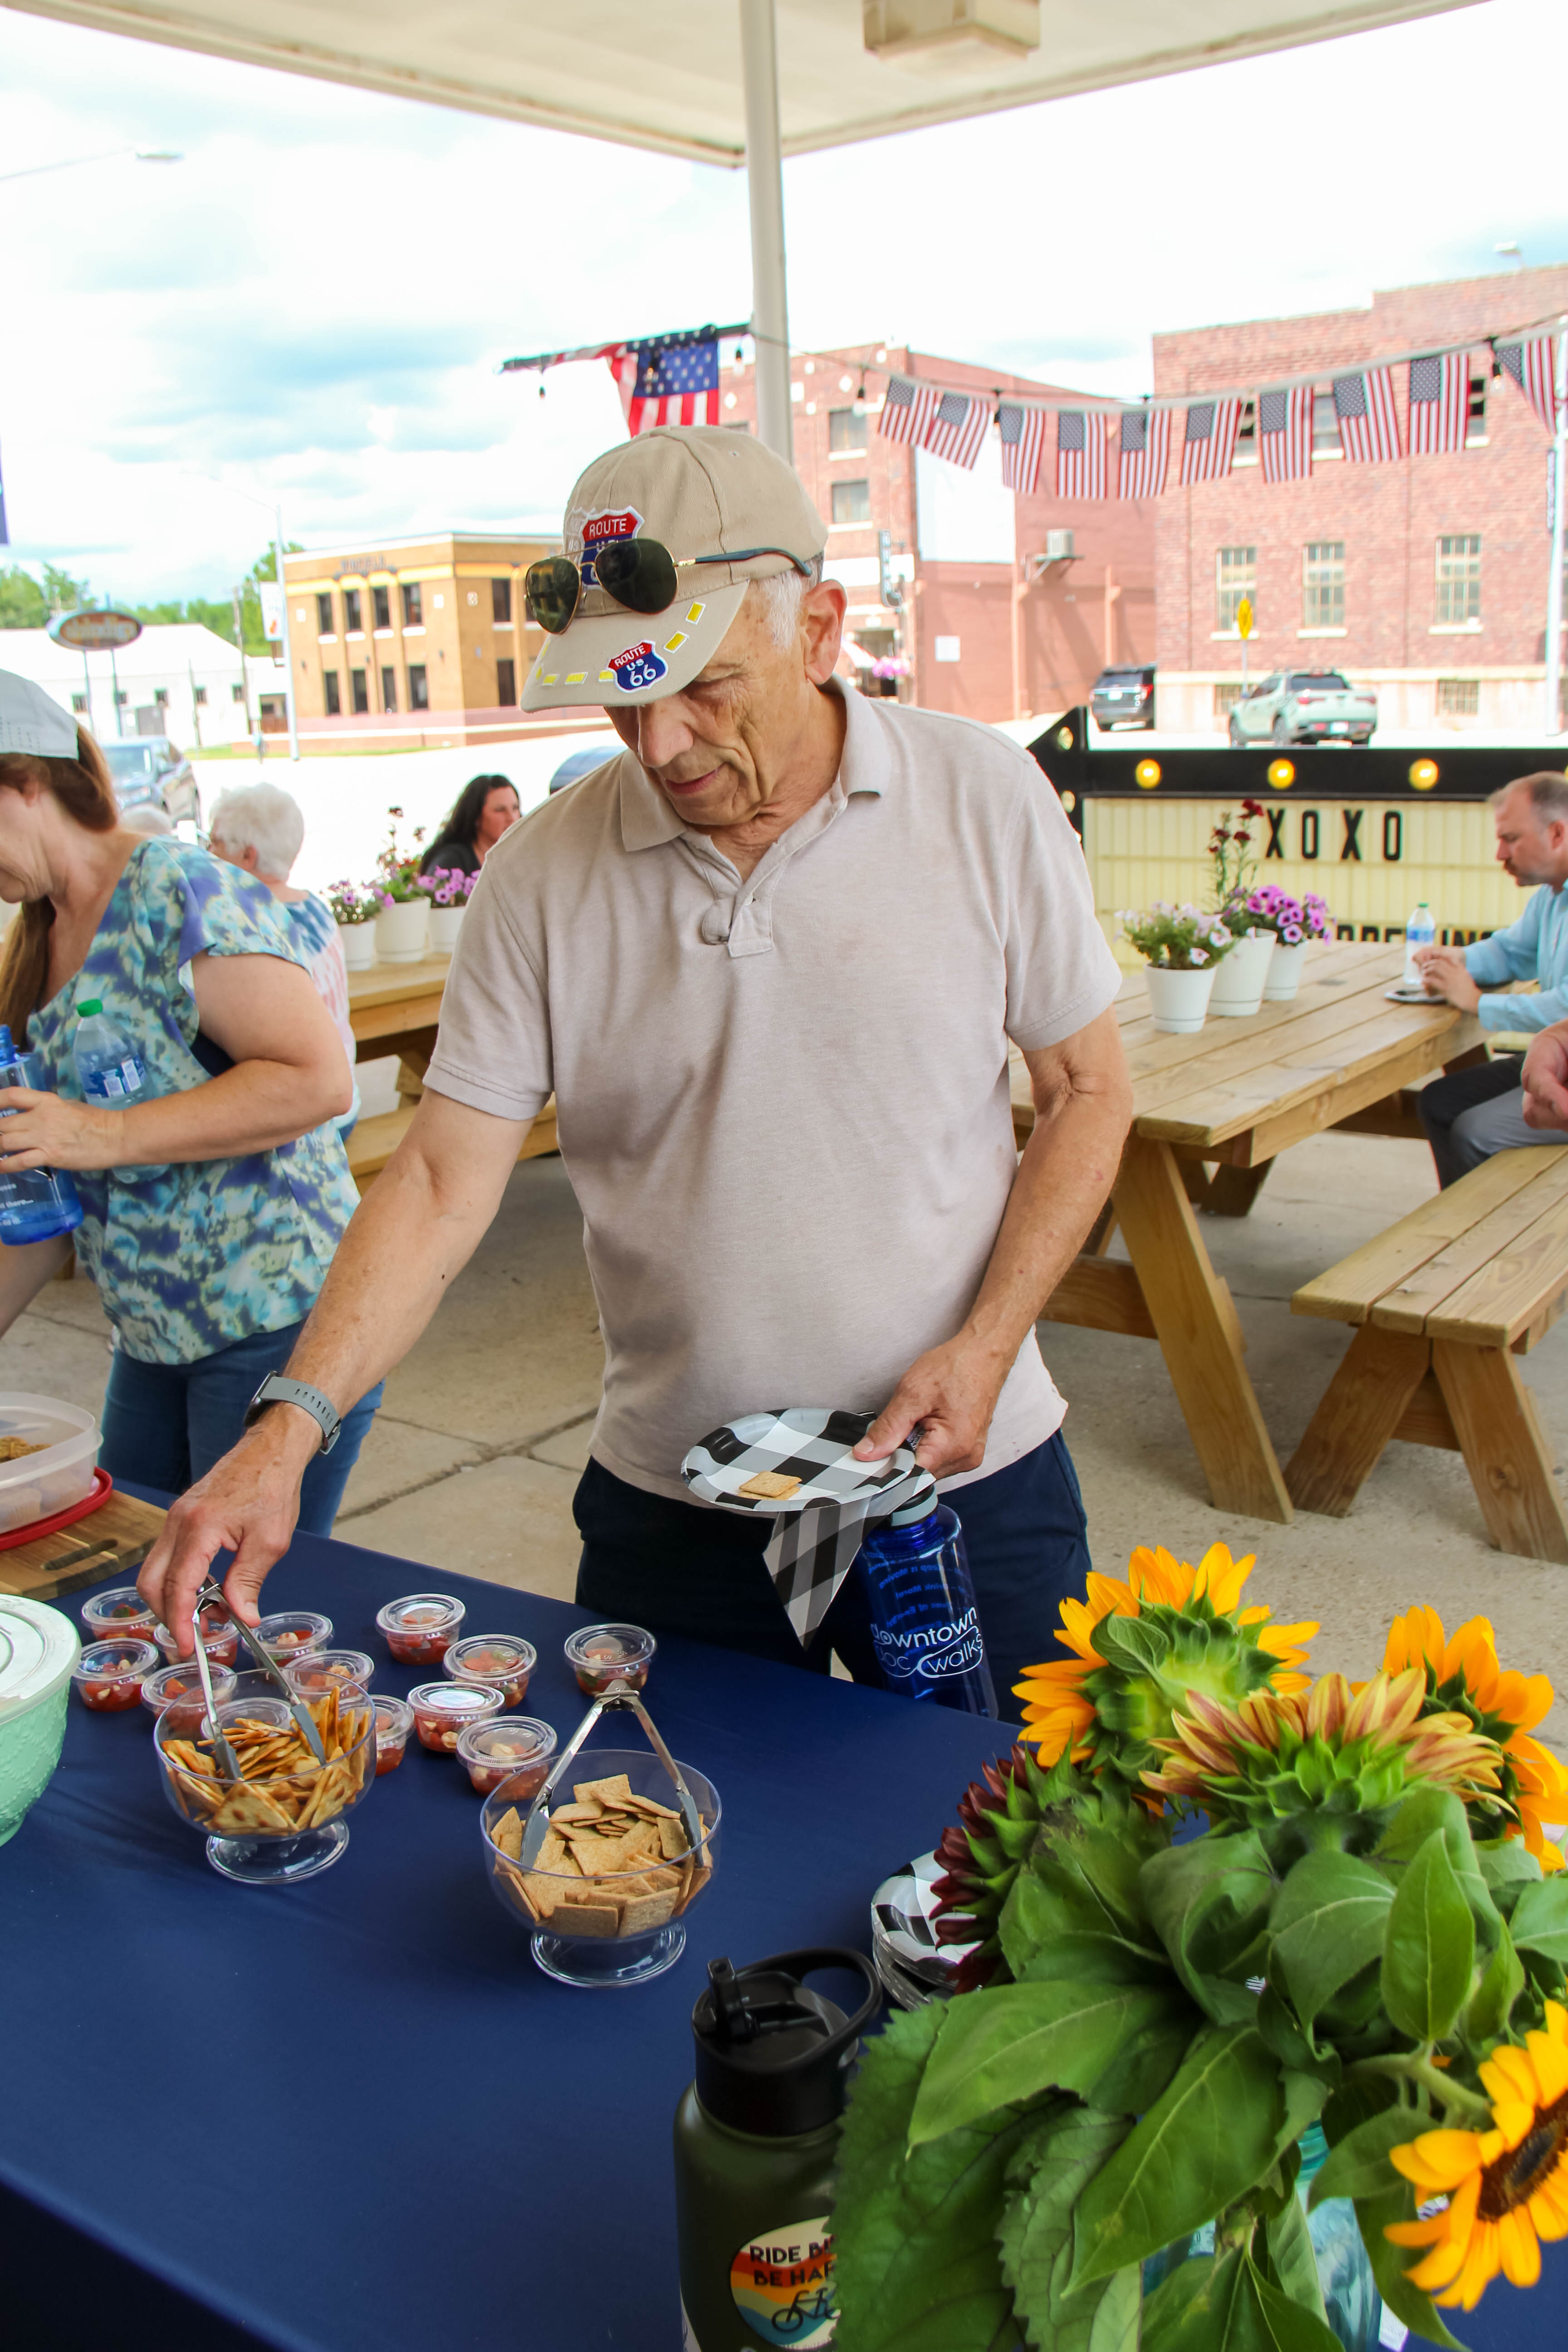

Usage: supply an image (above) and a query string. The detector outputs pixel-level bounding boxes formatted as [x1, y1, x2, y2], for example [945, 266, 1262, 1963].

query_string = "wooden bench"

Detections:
[1285, 1145, 1568, 1562]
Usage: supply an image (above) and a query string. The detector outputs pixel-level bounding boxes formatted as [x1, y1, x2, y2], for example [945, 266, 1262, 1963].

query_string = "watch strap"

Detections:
[245, 1372, 343, 1455]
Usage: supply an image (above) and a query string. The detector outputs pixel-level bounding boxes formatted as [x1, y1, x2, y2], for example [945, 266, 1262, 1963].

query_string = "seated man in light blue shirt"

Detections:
[1415, 770, 1568, 1185]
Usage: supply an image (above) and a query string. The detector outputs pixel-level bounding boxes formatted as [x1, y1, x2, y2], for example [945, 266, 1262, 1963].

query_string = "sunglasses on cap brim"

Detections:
[524, 542, 815, 636]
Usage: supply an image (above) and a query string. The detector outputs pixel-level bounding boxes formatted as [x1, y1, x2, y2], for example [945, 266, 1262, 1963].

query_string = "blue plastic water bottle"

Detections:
[0, 1026, 83, 1244]
[1402, 899, 1436, 987]
[73, 999, 147, 1108]
[854, 1503, 997, 1716]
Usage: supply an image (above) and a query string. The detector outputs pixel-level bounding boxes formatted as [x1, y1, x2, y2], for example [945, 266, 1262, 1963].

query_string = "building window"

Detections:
[1437, 677, 1480, 717]
[408, 665, 429, 711]
[828, 407, 867, 453]
[1312, 390, 1342, 457]
[380, 665, 397, 712]
[193, 685, 208, 706]
[152, 687, 168, 706]
[1233, 398, 1258, 466]
[831, 479, 871, 525]
[402, 582, 422, 627]
[350, 668, 368, 714]
[70, 692, 87, 713]
[316, 592, 333, 634]
[323, 671, 342, 716]
[1303, 541, 1345, 628]
[1214, 682, 1245, 719]
[1466, 372, 1488, 446]
[496, 657, 516, 706]
[372, 585, 392, 630]
[231, 682, 245, 702]
[1215, 546, 1256, 633]
[343, 589, 363, 633]
[114, 689, 127, 706]
[492, 577, 513, 624]
[1436, 534, 1481, 625]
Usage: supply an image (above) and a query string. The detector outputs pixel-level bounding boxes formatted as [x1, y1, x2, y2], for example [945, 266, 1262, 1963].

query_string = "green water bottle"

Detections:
[675, 1947, 881, 2352]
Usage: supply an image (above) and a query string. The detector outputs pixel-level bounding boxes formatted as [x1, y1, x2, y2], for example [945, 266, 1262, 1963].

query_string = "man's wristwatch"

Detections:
[244, 1373, 342, 1455]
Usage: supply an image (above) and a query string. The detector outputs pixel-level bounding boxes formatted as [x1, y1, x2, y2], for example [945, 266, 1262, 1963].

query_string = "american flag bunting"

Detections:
[1259, 384, 1313, 482]
[626, 331, 720, 433]
[1333, 368, 1401, 464]
[1056, 410, 1107, 499]
[998, 402, 1046, 495]
[922, 388, 989, 469]
[1496, 335, 1561, 437]
[1118, 407, 1170, 498]
[1408, 352, 1469, 455]
[879, 373, 943, 447]
[1179, 397, 1242, 484]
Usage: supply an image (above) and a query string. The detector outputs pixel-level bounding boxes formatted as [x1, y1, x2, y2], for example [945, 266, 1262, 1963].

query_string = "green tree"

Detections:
[0, 560, 93, 628]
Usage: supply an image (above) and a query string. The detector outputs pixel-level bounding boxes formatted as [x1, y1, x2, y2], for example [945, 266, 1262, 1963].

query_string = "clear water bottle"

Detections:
[854, 1503, 997, 1716]
[0, 1026, 83, 1245]
[1402, 901, 1436, 989]
[73, 999, 146, 1108]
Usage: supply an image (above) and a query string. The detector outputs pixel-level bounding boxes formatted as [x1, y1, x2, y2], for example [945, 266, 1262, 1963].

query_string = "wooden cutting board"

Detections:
[0, 1489, 167, 1602]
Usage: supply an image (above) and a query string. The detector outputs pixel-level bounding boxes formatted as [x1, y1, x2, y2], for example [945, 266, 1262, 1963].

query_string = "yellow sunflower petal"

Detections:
[1480, 2044, 1538, 2107]
[1446, 2220, 1504, 2312]
[1524, 2024, 1568, 2107]
[1406, 2234, 1470, 2291]
[1497, 2208, 1542, 2288]
[1391, 2131, 1482, 2190]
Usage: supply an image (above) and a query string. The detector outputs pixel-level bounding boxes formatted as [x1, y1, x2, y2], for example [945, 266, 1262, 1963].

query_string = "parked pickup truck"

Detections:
[1227, 670, 1377, 748]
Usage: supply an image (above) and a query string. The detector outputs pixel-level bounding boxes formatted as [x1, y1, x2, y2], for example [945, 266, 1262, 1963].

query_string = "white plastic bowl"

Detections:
[0, 1392, 101, 1535]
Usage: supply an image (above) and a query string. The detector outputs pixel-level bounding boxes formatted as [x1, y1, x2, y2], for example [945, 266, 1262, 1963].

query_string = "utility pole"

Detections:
[273, 509, 299, 760]
[1547, 316, 1567, 737]
[232, 586, 253, 736]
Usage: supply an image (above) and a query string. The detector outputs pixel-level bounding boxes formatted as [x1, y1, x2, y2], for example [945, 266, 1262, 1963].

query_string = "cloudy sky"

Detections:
[0, 0, 1563, 603]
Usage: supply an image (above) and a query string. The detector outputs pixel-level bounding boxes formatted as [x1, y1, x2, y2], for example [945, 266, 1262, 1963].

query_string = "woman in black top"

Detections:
[418, 774, 521, 877]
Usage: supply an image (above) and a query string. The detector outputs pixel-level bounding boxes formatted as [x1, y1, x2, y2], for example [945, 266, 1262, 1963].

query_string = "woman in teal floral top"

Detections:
[0, 687, 380, 1531]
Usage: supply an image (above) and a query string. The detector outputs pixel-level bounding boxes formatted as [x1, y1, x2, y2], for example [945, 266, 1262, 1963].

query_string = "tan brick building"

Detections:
[1152, 266, 1568, 736]
[720, 342, 1156, 722]
[282, 532, 560, 746]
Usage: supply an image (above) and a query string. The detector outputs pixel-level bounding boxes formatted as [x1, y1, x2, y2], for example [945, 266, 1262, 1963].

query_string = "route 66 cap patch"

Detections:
[608, 642, 668, 692]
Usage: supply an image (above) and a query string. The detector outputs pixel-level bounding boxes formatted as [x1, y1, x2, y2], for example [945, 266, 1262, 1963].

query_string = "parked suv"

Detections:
[1090, 665, 1156, 731]
[102, 738, 202, 831]
[1227, 671, 1377, 748]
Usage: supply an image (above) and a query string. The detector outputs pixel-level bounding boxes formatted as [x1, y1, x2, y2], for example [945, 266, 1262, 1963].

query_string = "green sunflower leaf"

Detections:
[1381, 1830, 1475, 2043]
[1465, 1921, 1525, 2041]
[909, 1980, 1190, 2149]
[997, 2104, 1140, 2352]
[1266, 1850, 1394, 2043]
[1307, 2107, 1416, 2209]
[1141, 1833, 1276, 2016]
[1142, 2244, 1341, 2352]
[1352, 2181, 1467, 2352]
[1510, 1874, 1568, 1967]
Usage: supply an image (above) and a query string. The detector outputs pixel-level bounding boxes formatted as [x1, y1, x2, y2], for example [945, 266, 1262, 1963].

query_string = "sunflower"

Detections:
[1386, 2001, 1568, 2307]
[1013, 1543, 1316, 1790]
[1379, 1607, 1567, 1873]
[1142, 1669, 1504, 1849]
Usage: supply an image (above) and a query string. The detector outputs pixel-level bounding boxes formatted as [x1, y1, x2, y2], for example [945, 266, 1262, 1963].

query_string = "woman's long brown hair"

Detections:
[0, 724, 120, 1044]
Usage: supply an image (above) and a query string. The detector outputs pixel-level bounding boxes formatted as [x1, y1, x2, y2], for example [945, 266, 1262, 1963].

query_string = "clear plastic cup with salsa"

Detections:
[255, 1610, 333, 1661]
[81, 1587, 158, 1647]
[153, 1612, 240, 1669]
[140, 1658, 239, 1733]
[372, 1694, 414, 1775]
[284, 1648, 376, 1698]
[563, 1623, 656, 1696]
[375, 1593, 466, 1667]
[408, 1680, 503, 1753]
[73, 1637, 160, 1712]
[444, 1635, 537, 1710]
[456, 1715, 556, 1797]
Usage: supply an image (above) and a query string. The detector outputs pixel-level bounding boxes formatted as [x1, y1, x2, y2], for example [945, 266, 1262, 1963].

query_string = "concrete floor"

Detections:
[5, 1132, 1563, 1755]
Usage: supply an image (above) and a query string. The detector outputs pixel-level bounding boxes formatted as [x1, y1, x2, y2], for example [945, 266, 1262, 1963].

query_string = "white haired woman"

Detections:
[207, 782, 359, 1140]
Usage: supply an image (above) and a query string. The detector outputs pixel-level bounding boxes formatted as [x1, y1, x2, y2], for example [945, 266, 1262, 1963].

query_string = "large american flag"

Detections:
[1179, 396, 1241, 484]
[1333, 368, 1401, 464]
[1496, 335, 1560, 437]
[998, 401, 1046, 495]
[923, 389, 990, 469]
[1118, 407, 1170, 498]
[1057, 410, 1107, 499]
[1259, 384, 1313, 482]
[1408, 352, 1469, 455]
[625, 332, 720, 433]
[879, 372, 943, 447]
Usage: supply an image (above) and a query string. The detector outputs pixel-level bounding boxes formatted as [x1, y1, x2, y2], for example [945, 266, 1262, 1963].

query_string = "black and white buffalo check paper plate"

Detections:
[681, 1408, 937, 1647]
[870, 1851, 974, 2009]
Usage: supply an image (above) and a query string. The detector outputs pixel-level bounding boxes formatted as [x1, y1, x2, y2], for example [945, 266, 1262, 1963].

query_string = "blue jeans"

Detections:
[573, 1431, 1091, 1724]
[100, 1319, 383, 1535]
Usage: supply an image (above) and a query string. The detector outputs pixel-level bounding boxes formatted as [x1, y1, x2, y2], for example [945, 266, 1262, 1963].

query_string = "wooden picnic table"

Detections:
[345, 952, 557, 1187]
[1020, 940, 1487, 1525]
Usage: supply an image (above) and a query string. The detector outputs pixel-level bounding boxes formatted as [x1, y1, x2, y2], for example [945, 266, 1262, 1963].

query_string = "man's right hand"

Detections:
[137, 1412, 319, 1651]
[1523, 1024, 1568, 1132]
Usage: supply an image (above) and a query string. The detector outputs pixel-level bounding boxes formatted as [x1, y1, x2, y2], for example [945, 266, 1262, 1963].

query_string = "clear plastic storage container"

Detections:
[0, 1392, 101, 1535]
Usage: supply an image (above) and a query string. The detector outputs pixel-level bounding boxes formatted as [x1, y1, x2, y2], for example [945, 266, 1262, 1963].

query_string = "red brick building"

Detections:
[720, 342, 1156, 722]
[1152, 266, 1568, 735]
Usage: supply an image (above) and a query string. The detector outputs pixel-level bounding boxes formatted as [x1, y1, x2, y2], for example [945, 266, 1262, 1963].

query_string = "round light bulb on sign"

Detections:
[1135, 759, 1161, 790]
[1236, 597, 1254, 642]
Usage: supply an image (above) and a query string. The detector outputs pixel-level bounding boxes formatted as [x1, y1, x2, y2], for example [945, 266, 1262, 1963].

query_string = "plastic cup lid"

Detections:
[0, 1595, 81, 1715]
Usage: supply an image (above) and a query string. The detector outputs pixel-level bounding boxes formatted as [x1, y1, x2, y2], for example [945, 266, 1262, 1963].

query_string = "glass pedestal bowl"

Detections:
[154, 1686, 375, 1885]
[481, 1746, 719, 1989]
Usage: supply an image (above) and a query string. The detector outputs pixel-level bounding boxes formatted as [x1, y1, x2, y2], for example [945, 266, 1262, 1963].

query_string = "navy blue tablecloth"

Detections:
[0, 1506, 1557, 2352]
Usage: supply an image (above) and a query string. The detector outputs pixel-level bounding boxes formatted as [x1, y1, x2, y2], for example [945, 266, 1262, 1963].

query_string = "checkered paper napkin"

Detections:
[681, 1407, 936, 1645]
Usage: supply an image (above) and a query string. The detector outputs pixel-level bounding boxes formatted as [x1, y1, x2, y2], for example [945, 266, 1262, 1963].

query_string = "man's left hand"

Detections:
[852, 1336, 1009, 1480]
[1413, 948, 1481, 1011]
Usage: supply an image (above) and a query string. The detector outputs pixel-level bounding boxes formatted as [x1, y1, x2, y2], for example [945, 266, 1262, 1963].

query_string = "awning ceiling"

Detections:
[6, 0, 1479, 165]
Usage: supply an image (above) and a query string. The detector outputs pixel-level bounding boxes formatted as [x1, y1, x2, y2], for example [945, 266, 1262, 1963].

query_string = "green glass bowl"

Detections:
[0, 1597, 80, 1846]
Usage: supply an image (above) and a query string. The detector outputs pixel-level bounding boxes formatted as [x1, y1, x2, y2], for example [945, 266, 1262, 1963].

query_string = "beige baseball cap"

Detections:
[521, 425, 828, 711]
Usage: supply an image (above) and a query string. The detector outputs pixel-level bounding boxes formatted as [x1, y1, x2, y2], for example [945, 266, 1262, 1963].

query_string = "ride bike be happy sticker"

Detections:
[608, 641, 668, 691]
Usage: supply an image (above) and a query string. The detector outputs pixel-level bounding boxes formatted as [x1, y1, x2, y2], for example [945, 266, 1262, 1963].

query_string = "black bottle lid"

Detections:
[691, 1947, 882, 2138]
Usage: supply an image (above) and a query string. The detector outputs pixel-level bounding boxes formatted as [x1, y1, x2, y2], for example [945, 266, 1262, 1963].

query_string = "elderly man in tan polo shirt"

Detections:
[141, 426, 1133, 1710]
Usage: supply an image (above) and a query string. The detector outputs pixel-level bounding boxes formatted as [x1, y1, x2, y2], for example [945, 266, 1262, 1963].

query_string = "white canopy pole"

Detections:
[1547, 316, 1567, 737]
[738, 0, 793, 466]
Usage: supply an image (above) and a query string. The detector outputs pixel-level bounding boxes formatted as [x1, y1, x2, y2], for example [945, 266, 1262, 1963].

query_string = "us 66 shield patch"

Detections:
[608, 642, 667, 692]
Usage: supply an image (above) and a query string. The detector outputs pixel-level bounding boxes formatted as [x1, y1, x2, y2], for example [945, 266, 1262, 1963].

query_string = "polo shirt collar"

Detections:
[617, 672, 887, 855]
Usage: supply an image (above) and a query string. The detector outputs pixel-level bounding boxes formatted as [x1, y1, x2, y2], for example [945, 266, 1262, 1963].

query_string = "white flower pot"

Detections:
[1207, 930, 1275, 1018]
[1146, 963, 1218, 1034]
[374, 898, 431, 964]
[428, 904, 466, 953]
[338, 920, 377, 972]
[1263, 940, 1309, 1002]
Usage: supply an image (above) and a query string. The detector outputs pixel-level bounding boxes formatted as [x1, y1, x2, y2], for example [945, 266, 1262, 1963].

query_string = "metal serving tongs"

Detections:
[517, 1678, 705, 1870]
[187, 1603, 244, 1783]
[195, 1575, 328, 1765]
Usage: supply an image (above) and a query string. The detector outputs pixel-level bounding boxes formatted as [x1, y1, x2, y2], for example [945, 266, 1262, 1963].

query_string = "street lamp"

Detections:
[0, 147, 183, 186]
